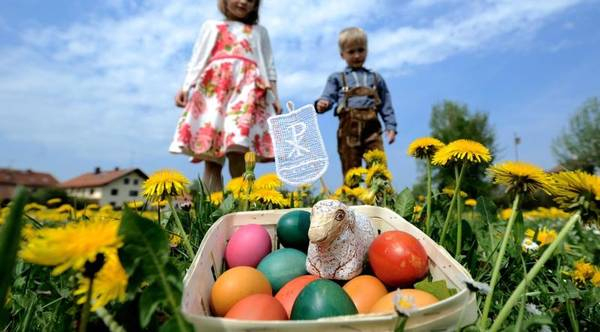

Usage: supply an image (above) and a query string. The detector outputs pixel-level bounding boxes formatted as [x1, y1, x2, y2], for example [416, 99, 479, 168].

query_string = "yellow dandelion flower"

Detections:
[142, 169, 190, 202]
[25, 202, 46, 212]
[169, 233, 182, 247]
[345, 167, 368, 187]
[150, 200, 167, 208]
[366, 164, 392, 186]
[500, 208, 513, 221]
[46, 198, 62, 206]
[591, 269, 600, 287]
[253, 173, 283, 190]
[210, 191, 224, 205]
[407, 137, 445, 159]
[225, 177, 246, 199]
[488, 161, 553, 195]
[536, 227, 557, 246]
[74, 250, 127, 311]
[359, 189, 376, 205]
[550, 171, 600, 212]
[85, 204, 100, 211]
[126, 200, 144, 209]
[525, 228, 536, 239]
[465, 198, 477, 207]
[249, 189, 287, 207]
[442, 187, 468, 198]
[20, 220, 122, 275]
[55, 204, 75, 215]
[572, 259, 595, 283]
[347, 187, 367, 199]
[334, 185, 353, 197]
[99, 205, 114, 213]
[414, 204, 423, 213]
[432, 139, 491, 166]
[363, 149, 387, 166]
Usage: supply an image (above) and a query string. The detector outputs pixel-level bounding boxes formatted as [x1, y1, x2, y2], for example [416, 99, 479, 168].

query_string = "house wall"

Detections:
[99, 173, 146, 208]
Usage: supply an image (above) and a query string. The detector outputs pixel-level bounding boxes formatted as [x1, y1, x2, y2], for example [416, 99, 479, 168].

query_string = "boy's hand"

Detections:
[386, 130, 396, 144]
[175, 90, 188, 108]
[316, 99, 330, 113]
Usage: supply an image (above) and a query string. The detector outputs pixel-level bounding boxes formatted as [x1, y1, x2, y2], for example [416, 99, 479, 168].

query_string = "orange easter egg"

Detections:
[275, 274, 318, 318]
[225, 294, 288, 320]
[210, 266, 272, 316]
[370, 289, 439, 314]
[343, 275, 388, 313]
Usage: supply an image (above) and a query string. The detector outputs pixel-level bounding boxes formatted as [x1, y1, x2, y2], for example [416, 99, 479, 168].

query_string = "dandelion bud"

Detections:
[244, 152, 256, 172]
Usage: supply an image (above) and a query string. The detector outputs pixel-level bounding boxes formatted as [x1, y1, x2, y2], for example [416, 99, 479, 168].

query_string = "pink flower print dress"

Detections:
[171, 22, 275, 164]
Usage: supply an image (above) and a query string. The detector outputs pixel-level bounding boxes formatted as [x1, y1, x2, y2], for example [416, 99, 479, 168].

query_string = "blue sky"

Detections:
[1, 0, 599, 192]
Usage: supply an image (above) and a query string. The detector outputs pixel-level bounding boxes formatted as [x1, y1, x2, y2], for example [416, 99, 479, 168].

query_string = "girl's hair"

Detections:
[339, 27, 368, 52]
[218, 0, 261, 24]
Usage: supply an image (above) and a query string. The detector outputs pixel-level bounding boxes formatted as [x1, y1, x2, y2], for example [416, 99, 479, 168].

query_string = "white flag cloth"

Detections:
[267, 104, 329, 186]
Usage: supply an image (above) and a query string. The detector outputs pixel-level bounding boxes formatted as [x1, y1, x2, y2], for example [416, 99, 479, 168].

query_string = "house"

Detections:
[0, 168, 59, 203]
[60, 167, 148, 208]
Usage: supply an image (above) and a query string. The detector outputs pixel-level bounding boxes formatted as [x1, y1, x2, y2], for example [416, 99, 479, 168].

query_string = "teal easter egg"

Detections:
[290, 279, 358, 320]
[257, 248, 307, 293]
[276, 210, 310, 252]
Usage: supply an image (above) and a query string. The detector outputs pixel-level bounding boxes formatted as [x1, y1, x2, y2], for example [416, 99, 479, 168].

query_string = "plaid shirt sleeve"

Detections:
[376, 73, 397, 133]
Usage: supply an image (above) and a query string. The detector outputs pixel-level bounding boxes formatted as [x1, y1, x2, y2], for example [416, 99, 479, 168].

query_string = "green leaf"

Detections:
[414, 279, 457, 300]
[119, 208, 169, 277]
[160, 317, 192, 332]
[395, 188, 415, 220]
[0, 187, 28, 320]
[139, 283, 165, 327]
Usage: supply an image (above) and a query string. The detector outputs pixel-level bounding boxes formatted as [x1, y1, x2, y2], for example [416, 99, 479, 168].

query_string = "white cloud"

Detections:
[0, 0, 583, 183]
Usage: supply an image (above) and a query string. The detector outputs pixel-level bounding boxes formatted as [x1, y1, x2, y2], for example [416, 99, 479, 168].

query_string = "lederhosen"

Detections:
[336, 72, 384, 177]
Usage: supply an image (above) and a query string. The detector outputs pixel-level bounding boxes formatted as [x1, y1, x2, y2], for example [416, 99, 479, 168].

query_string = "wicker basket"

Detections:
[182, 206, 478, 331]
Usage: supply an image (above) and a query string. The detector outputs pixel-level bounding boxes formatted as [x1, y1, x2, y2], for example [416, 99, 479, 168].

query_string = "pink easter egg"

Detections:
[225, 224, 272, 268]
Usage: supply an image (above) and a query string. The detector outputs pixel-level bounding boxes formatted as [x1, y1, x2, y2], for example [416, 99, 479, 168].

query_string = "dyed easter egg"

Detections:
[343, 275, 388, 313]
[225, 294, 288, 320]
[290, 279, 358, 320]
[368, 231, 429, 287]
[369, 289, 439, 314]
[210, 266, 272, 316]
[225, 224, 272, 268]
[257, 248, 307, 293]
[276, 210, 311, 252]
[275, 274, 318, 318]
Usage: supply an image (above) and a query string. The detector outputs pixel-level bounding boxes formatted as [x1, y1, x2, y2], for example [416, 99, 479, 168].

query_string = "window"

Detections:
[111, 189, 118, 196]
[133, 179, 139, 185]
[124, 178, 130, 184]
[129, 190, 138, 197]
[90, 189, 94, 194]
[110, 202, 116, 207]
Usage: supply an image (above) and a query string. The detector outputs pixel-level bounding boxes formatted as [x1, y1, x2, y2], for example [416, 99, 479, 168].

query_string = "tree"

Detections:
[428, 100, 497, 198]
[552, 97, 600, 173]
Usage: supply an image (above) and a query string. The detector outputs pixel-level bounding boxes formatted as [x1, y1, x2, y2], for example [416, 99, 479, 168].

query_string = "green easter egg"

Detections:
[290, 279, 358, 320]
[257, 248, 307, 293]
[276, 210, 311, 252]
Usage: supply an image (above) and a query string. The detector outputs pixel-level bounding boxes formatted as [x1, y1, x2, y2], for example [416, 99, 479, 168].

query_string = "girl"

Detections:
[170, 0, 281, 192]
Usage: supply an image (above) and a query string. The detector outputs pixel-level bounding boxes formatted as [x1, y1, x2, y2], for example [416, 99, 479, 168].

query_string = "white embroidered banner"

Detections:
[267, 103, 329, 186]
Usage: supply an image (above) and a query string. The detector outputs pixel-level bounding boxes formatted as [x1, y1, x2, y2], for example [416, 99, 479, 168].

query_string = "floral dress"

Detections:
[170, 22, 275, 164]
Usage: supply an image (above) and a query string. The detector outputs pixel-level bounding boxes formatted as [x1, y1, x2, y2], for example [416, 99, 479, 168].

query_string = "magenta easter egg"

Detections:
[225, 224, 272, 268]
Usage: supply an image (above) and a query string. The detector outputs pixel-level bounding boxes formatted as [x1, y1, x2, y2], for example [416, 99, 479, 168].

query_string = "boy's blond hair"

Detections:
[339, 27, 368, 52]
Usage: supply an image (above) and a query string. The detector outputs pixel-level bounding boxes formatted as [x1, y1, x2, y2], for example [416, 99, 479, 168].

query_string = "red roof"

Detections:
[60, 168, 147, 188]
[0, 168, 59, 187]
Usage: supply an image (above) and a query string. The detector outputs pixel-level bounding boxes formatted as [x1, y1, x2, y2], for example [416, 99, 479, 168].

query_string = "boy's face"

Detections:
[341, 41, 367, 68]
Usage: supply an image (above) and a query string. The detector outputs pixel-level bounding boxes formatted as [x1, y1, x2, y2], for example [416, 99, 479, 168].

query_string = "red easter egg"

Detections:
[225, 294, 288, 320]
[368, 231, 429, 288]
[274, 275, 318, 318]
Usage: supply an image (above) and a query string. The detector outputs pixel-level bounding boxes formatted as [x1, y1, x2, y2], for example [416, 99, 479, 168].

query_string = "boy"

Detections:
[315, 27, 397, 177]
